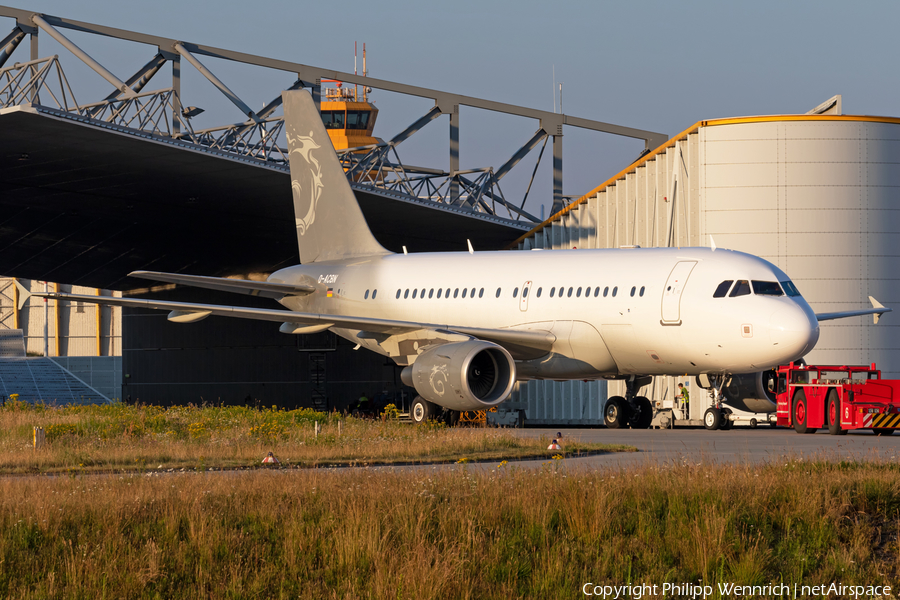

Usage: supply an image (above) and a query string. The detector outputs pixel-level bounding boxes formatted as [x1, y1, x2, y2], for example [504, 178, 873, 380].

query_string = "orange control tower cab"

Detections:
[319, 81, 382, 152]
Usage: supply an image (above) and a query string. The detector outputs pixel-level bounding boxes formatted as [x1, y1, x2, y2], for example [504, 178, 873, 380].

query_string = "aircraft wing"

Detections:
[815, 296, 892, 324]
[129, 270, 315, 300]
[20, 289, 556, 357]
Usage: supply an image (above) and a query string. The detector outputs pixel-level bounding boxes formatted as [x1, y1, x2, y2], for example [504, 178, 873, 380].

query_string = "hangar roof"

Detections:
[0, 106, 530, 291]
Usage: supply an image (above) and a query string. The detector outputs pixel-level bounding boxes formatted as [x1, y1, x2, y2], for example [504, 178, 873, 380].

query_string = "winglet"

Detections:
[710, 235, 717, 251]
[13, 279, 30, 311]
[869, 296, 889, 324]
[467, 239, 474, 255]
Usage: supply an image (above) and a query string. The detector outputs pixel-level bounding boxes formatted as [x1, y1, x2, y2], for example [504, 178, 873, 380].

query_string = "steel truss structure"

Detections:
[0, 6, 667, 222]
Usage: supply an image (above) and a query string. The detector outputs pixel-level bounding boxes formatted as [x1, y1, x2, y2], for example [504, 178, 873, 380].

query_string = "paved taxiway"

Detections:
[510, 427, 900, 469]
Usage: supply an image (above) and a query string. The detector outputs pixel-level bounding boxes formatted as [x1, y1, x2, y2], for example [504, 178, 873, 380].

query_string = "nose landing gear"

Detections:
[701, 373, 734, 431]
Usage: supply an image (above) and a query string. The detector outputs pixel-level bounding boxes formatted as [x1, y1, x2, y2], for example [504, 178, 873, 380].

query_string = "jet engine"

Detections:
[400, 340, 516, 411]
[720, 370, 778, 414]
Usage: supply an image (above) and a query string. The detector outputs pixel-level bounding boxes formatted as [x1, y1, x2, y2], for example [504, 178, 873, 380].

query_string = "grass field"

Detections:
[1, 460, 899, 599]
[3, 402, 898, 599]
[0, 401, 630, 474]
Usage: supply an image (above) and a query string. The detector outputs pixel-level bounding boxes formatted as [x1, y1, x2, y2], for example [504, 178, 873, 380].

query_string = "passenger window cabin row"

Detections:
[359, 285, 648, 300]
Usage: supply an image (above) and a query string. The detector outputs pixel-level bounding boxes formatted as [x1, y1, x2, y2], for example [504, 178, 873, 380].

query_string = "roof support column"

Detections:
[311, 77, 321, 111]
[495, 129, 548, 181]
[52, 282, 60, 358]
[174, 42, 259, 123]
[28, 24, 37, 103]
[32, 14, 133, 98]
[449, 105, 459, 203]
[0, 28, 25, 69]
[11, 279, 18, 330]
[552, 133, 564, 214]
[389, 106, 442, 146]
[171, 53, 181, 135]
[95, 289, 101, 357]
[105, 52, 167, 101]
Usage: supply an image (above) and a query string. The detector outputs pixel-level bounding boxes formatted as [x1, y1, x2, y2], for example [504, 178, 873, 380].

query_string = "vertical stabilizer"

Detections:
[282, 90, 390, 263]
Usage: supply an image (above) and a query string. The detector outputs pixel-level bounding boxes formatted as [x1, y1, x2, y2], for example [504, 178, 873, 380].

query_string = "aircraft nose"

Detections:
[769, 303, 820, 359]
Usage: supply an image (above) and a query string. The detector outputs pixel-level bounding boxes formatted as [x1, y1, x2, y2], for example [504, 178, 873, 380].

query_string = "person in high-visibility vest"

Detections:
[678, 383, 690, 414]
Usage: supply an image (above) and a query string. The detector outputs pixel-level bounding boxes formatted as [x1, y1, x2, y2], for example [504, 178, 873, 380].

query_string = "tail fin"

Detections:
[282, 89, 390, 263]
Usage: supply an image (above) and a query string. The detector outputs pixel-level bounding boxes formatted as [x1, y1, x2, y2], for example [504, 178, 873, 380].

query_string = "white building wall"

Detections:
[699, 119, 900, 377]
[0, 278, 122, 357]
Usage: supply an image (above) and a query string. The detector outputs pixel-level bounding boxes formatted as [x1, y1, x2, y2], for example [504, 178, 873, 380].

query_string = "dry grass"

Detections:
[0, 459, 899, 599]
[0, 402, 629, 474]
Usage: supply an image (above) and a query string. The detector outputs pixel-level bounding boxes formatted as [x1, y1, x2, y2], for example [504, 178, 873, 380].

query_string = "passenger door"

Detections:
[661, 261, 697, 325]
[519, 281, 532, 312]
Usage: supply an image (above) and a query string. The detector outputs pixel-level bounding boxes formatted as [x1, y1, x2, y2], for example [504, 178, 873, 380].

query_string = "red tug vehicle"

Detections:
[776, 362, 900, 435]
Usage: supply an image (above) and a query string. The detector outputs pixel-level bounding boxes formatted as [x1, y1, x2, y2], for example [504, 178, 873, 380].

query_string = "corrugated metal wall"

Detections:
[0, 278, 121, 357]
[511, 116, 900, 417]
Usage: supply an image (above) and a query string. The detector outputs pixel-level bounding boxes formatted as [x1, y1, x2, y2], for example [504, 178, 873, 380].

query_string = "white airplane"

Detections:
[19, 90, 891, 428]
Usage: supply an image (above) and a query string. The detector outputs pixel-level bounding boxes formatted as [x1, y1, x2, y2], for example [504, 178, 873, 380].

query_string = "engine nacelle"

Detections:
[400, 340, 516, 411]
[721, 370, 777, 414]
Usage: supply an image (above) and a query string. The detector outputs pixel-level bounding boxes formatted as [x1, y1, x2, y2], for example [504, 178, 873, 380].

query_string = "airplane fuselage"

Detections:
[270, 246, 820, 379]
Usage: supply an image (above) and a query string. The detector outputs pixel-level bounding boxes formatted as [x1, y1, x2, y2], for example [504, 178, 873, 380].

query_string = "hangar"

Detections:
[0, 7, 663, 408]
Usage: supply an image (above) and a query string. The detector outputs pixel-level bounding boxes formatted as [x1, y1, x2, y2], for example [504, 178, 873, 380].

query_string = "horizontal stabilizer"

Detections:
[815, 296, 892, 324]
[129, 271, 315, 299]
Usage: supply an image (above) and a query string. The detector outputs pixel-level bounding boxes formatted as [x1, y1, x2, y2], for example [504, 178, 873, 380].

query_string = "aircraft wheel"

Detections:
[604, 396, 629, 429]
[410, 396, 437, 425]
[443, 409, 461, 427]
[703, 407, 722, 430]
[792, 389, 816, 434]
[826, 389, 846, 436]
[721, 408, 734, 430]
[632, 396, 653, 429]
[873, 428, 895, 436]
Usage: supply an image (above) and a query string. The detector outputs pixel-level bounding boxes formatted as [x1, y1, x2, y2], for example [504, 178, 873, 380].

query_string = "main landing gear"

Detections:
[701, 373, 733, 431]
[410, 396, 460, 426]
[604, 375, 653, 429]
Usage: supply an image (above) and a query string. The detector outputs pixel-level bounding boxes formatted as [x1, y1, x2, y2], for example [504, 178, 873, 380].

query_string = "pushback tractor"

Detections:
[775, 362, 900, 435]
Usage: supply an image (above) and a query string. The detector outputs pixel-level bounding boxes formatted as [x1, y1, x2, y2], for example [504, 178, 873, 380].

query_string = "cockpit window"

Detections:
[713, 280, 733, 298]
[780, 280, 801, 297]
[729, 280, 751, 297]
[752, 281, 784, 296]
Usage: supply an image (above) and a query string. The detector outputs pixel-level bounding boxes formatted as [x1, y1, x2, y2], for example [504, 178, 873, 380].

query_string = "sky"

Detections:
[5, 0, 900, 221]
